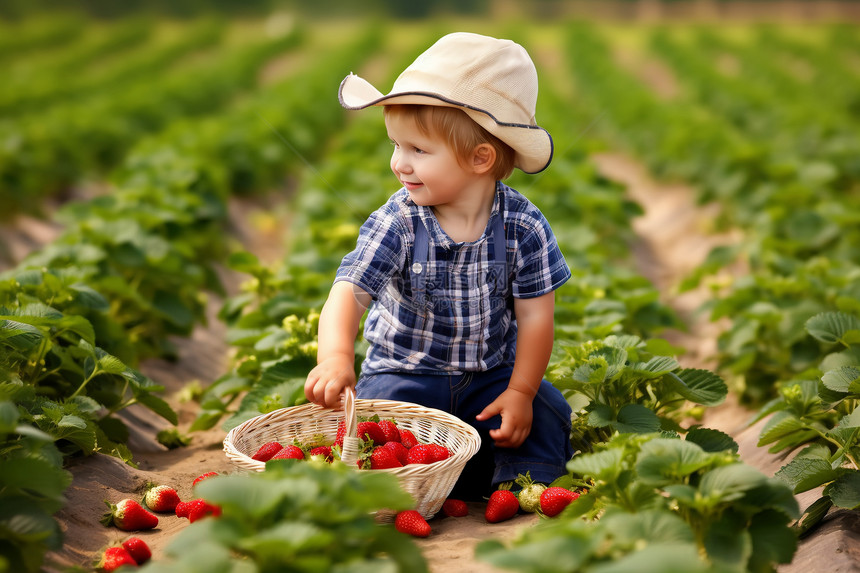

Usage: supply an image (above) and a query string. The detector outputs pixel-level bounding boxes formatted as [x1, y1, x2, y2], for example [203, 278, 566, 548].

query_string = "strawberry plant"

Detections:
[751, 312, 860, 536]
[139, 460, 428, 572]
[547, 333, 728, 453]
[477, 432, 799, 572]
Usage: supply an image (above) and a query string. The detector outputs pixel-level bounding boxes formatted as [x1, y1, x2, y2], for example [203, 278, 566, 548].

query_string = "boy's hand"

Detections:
[305, 355, 356, 408]
[475, 387, 534, 448]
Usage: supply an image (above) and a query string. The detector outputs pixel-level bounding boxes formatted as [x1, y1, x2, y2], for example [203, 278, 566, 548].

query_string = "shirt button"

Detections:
[412, 262, 423, 274]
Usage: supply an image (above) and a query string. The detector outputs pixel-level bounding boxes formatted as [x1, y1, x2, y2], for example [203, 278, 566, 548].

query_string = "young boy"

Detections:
[304, 32, 573, 498]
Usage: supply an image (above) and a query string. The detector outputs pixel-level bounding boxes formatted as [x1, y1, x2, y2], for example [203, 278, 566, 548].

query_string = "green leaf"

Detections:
[0, 401, 20, 433]
[797, 496, 833, 537]
[685, 427, 738, 453]
[135, 391, 179, 425]
[821, 366, 860, 394]
[628, 356, 679, 378]
[590, 543, 708, 573]
[666, 369, 727, 406]
[587, 404, 614, 428]
[806, 312, 860, 344]
[0, 319, 44, 351]
[823, 471, 860, 509]
[775, 457, 845, 494]
[614, 403, 660, 434]
[703, 511, 751, 570]
[636, 438, 711, 485]
[0, 457, 72, 503]
[568, 448, 624, 482]
[747, 509, 798, 569]
[476, 534, 593, 573]
[699, 463, 768, 503]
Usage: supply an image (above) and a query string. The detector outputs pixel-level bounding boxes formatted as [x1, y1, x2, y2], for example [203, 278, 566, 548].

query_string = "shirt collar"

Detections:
[413, 181, 503, 248]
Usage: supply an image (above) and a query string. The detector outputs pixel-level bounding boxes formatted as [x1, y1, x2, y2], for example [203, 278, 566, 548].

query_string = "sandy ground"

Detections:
[15, 155, 857, 571]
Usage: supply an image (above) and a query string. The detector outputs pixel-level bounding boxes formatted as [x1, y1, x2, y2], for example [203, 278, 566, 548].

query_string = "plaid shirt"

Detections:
[335, 182, 571, 375]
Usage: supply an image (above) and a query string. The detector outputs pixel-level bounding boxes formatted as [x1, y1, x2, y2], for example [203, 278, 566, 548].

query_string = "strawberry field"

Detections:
[2, 2, 860, 572]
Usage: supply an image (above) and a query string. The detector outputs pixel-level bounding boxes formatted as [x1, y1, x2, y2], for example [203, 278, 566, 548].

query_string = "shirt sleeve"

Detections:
[334, 203, 406, 299]
[511, 215, 571, 299]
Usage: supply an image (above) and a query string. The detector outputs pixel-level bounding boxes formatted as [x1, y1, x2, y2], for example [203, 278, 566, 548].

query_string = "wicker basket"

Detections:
[223, 387, 481, 521]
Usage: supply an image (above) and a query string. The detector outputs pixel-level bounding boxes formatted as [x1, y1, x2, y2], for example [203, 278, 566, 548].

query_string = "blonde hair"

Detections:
[383, 104, 516, 180]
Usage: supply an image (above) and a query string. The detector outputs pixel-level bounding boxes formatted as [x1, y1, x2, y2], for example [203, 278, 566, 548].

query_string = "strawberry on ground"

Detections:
[143, 484, 181, 513]
[271, 444, 305, 460]
[121, 537, 151, 565]
[176, 498, 222, 522]
[192, 472, 219, 487]
[187, 499, 222, 523]
[251, 441, 283, 461]
[539, 487, 580, 517]
[485, 489, 519, 523]
[101, 499, 158, 531]
[369, 446, 403, 469]
[97, 546, 137, 571]
[382, 441, 409, 465]
[378, 419, 401, 443]
[394, 510, 431, 537]
[400, 428, 419, 449]
[357, 421, 386, 445]
[441, 498, 468, 517]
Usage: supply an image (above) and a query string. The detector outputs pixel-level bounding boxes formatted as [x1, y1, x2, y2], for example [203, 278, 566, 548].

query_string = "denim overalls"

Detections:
[356, 205, 573, 499]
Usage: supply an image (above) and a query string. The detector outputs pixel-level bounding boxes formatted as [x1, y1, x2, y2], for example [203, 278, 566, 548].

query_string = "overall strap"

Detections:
[410, 216, 430, 298]
[489, 191, 507, 293]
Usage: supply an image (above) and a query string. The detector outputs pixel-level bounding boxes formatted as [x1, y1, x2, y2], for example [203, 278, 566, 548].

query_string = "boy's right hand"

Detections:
[304, 355, 356, 408]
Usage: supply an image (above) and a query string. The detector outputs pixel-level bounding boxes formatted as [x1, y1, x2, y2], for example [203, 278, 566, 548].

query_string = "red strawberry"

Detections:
[427, 443, 450, 462]
[442, 498, 468, 517]
[121, 537, 151, 565]
[309, 445, 333, 462]
[539, 487, 580, 517]
[485, 490, 519, 523]
[97, 546, 137, 571]
[101, 499, 158, 531]
[333, 419, 346, 447]
[382, 441, 409, 465]
[394, 510, 431, 537]
[175, 500, 193, 518]
[370, 446, 403, 469]
[143, 484, 180, 513]
[378, 419, 401, 443]
[357, 421, 386, 445]
[406, 444, 447, 465]
[271, 444, 305, 460]
[187, 499, 222, 523]
[192, 472, 219, 487]
[251, 441, 283, 461]
[400, 428, 419, 449]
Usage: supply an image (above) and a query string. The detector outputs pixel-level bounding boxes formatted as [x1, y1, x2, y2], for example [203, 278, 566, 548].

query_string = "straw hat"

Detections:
[338, 32, 553, 174]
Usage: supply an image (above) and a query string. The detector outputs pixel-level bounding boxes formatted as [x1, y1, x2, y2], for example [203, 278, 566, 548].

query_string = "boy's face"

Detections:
[385, 112, 479, 208]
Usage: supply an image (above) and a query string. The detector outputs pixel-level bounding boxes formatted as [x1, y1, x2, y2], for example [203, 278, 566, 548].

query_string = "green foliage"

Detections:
[548, 334, 728, 452]
[751, 312, 860, 536]
[477, 433, 799, 573]
[0, 395, 71, 573]
[138, 461, 427, 573]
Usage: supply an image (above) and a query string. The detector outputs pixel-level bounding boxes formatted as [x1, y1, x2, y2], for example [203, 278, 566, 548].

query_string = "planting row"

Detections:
[0, 22, 383, 572]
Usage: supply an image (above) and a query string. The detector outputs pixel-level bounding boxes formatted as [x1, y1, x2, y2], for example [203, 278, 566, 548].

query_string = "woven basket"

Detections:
[223, 387, 481, 521]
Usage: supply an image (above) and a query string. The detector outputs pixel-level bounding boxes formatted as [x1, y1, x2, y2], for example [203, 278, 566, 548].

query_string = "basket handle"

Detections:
[339, 386, 361, 467]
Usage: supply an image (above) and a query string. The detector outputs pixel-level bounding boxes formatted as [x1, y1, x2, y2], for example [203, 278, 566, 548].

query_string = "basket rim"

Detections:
[223, 396, 482, 473]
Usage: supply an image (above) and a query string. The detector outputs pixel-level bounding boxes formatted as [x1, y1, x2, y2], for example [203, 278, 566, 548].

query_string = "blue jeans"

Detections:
[356, 366, 573, 500]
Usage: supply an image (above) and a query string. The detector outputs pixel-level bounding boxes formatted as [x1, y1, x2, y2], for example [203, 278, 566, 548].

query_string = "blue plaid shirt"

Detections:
[335, 182, 571, 375]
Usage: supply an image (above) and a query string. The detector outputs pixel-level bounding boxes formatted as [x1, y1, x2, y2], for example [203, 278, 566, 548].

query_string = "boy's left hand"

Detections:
[475, 388, 533, 448]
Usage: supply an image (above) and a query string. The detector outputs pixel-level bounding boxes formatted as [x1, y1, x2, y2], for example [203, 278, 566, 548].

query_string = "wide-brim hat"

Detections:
[338, 32, 553, 174]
